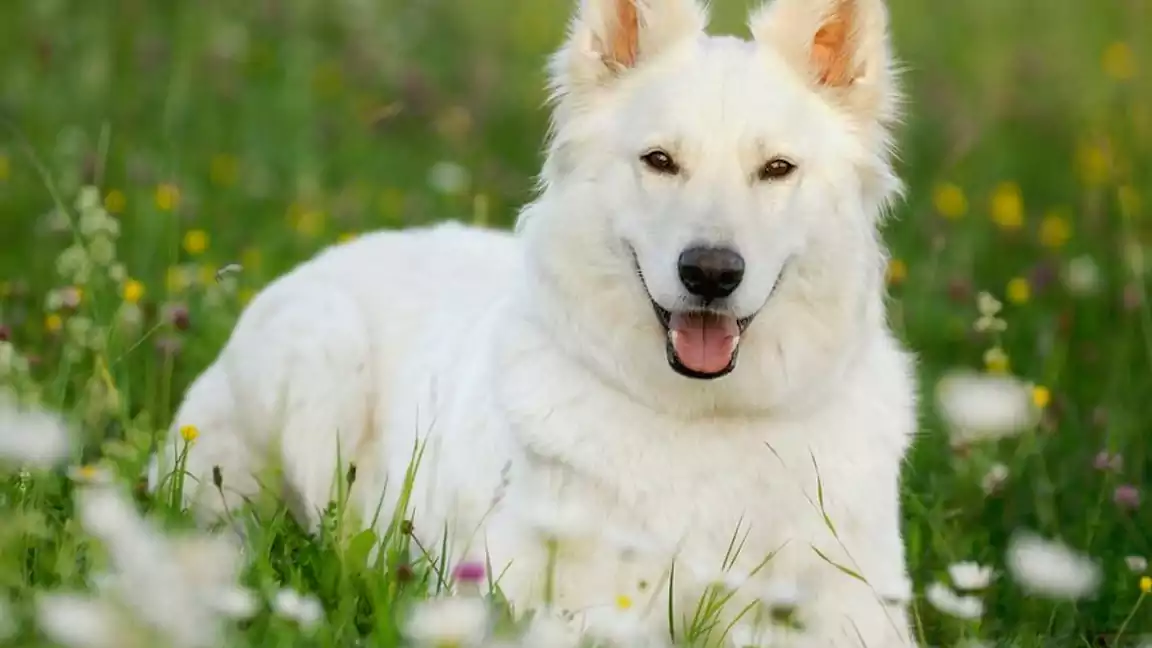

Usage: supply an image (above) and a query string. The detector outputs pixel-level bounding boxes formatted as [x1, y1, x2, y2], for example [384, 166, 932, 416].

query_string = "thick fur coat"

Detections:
[156, 0, 920, 644]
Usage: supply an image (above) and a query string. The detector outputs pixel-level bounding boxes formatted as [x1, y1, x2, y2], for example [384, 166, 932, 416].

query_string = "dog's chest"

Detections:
[502, 382, 853, 571]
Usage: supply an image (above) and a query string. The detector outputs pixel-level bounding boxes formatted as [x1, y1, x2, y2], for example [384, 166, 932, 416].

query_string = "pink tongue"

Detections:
[669, 312, 740, 375]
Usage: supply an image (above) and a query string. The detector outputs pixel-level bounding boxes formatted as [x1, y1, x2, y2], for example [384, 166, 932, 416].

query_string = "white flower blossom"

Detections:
[36, 593, 123, 648]
[67, 465, 115, 485]
[579, 604, 667, 648]
[1065, 255, 1102, 296]
[981, 463, 1010, 494]
[935, 370, 1039, 445]
[427, 161, 470, 195]
[403, 596, 491, 647]
[0, 398, 72, 468]
[210, 587, 259, 620]
[273, 589, 324, 630]
[1005, 531, 1101, 600]
[75, 486, 228, 647]
[1126, 556, 1148, 573]
[925, 582, 983, 620]
[948, 561, 995, 591]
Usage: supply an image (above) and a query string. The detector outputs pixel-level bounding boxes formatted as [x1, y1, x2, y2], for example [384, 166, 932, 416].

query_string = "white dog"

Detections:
[155, 0, 919, 644]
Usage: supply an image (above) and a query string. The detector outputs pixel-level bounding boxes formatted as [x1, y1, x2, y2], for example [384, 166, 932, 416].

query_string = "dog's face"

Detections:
[520, 0, 902, 413]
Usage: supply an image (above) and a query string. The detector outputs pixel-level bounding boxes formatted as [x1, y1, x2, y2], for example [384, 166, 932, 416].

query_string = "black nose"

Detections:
[677, 246, 745, 300]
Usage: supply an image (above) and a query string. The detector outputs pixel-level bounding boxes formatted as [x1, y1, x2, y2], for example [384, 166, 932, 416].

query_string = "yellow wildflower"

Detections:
[0, 153, 10, 182]
[1102, 42, 1136, 81]
[933, 182, 968, 220]
[1141, 576, 1151, 594]
[155, 183, 181, 212]
[1038, 211, 1071, 249]
[1006, 277, 1030, 305]
[338, 232, 358, 243]
[1031, 386, 1050, 409]
[183, 229, 209, 256]
[990, 182, 1024, 231]
[886, 258, 908, 286]
[984, 347, 1010, 375]
[615, 595, 633, 611]
[104, 189, 127, 214]
[210, 154, 240, 187]
[1077, 141, 1111, 187]
[180, 425, 199, 443]
[45, 313, 63, 334]
[122, 279, 145, 304]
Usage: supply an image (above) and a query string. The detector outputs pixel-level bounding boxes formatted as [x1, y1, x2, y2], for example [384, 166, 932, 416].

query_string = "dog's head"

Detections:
[518, 0, 903, 415]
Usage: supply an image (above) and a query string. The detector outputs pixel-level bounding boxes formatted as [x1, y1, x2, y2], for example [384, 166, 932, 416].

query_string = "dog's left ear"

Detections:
[750, 0, 898, 124]
[550, 0, 709, 96]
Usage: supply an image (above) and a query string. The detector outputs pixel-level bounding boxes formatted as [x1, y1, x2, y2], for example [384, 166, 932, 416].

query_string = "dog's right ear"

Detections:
[549, 0, 708, 96]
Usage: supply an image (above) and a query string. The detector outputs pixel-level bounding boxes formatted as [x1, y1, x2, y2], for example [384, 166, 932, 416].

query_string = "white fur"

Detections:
[156, 0, 919, 644]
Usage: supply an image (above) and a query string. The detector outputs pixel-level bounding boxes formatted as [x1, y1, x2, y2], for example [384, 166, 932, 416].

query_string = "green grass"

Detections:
[0, 0, 1150, 646]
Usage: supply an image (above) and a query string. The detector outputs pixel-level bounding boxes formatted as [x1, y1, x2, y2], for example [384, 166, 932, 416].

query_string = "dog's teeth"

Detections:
[732, 335, 740, 348]
[669, 330, 680, 345]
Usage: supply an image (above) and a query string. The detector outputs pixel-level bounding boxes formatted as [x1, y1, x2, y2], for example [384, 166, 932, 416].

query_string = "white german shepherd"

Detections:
[156, 0, 919, 644]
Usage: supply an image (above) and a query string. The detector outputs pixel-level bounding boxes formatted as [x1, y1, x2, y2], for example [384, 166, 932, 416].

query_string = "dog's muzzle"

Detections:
[628, 246, 784, 381]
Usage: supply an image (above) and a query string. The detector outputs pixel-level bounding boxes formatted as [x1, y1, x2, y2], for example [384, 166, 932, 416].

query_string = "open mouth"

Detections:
[650, 303, 753, 380]
[627, 245, 784, 381]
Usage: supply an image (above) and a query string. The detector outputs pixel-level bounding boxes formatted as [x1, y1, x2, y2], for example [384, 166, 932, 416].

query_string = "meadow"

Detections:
[0, 0, 1150, 646]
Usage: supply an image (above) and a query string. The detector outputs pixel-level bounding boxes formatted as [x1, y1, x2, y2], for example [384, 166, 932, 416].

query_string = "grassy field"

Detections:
[1, 0, 1150, 646]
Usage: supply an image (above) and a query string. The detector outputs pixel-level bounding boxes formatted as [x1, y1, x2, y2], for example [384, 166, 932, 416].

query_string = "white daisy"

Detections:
[402, 595, 491, 647]
[1065, 255, 1102, 296]
[948, 561, 995, 591]
[579, 604, 667, 648]
[1005, 531, 1101, 600]
[925, 582, 983, 620]
[981, 463, 1010, 494]
[36, 593, 122, 648]
[210, 586, 259, 620]
[0, 399, 72, 468]
[1126, 556, 1148, 573]
[935, 371, 1038, 445]
[427, 161, 470, 196]
[75, 486, 226, 648]
[272, 589, 324, 630]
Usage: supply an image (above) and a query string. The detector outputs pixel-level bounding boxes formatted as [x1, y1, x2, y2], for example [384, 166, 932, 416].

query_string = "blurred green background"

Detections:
[0, 0, 1150, 644]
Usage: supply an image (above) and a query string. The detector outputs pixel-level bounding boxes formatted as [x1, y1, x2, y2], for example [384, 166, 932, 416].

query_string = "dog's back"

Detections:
[151, 222, 520, 527]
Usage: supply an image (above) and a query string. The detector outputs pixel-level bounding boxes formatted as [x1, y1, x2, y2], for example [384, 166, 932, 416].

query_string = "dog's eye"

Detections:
[640, 150, 680, 175]
[759, 158, 796, 181]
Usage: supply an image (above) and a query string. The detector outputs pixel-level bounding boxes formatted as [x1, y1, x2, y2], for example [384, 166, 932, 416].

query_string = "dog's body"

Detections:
[157, 0, 919, 644]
